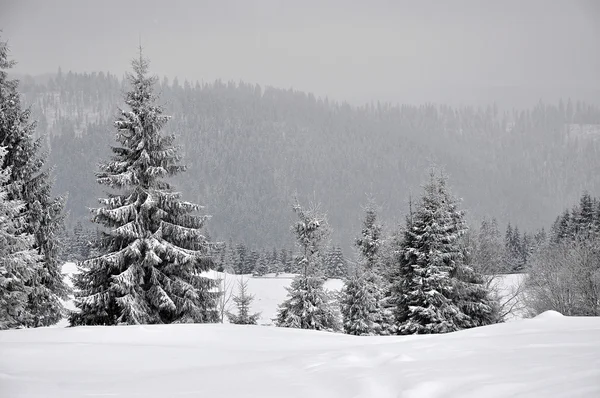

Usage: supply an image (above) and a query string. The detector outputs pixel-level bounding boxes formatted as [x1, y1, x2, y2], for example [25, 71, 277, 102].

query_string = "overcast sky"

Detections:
[1, 0, 599, 105]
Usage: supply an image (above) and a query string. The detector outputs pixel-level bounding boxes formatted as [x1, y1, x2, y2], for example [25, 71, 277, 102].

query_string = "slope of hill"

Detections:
[17, 73, 600, 250]
[1, 312, 599, 398]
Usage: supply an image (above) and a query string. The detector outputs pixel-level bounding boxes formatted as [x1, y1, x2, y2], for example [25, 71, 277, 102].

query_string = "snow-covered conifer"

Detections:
[253, 251, 269, 276]
[341, 202, 390, 335]
[325, 246, 347, 278]
[0, 36, 68, 327]
[0, 148, 40, 329]
[276, 275, 340, 331]
[392, 171, 464, 334]
[70, 51, 219, 326]
[276, 199, 339, 331]
[227, 278, 260, 325]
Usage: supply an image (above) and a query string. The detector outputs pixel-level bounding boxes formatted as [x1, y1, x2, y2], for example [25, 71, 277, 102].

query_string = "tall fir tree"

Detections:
[235, 243, 247, 274]
[253, 251, 270, 276]
[276, 200, 339, 331]
[0, 35, 68, 327]
[576, 192, 595, 237]
[220, 240, 236, 274]
[0, 147, 40, 329]
[474, 217, 505, 274]
[341, 201, 390, 335]
[392, 171, 464, 334]
[453, 224, 500, 327]
[70, 52, 219, 326]
[325, 246, 347, 278]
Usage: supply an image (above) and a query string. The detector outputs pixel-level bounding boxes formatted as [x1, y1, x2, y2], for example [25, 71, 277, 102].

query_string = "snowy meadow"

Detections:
[2, 308, 599, 397]
[5, 265, 597, 398]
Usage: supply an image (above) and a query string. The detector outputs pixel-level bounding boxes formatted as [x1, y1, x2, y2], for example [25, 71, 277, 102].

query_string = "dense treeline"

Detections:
[17, 71, 600, 251]
[525, 192, 600, 316]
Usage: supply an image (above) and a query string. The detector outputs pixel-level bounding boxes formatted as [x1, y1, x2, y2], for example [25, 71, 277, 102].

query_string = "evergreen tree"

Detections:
[245, 250, 259, 275]
[340, 272, 375, 335]
[474, 217, 505, 274]
[503, 223, 522, 271]
[0, 36, 68, 327]
[269, 249, 284, 275]
[454, 230, 501, 327]
[253, 251, 269, 276]
[221, 241, 236, 274]
[577, 192, 595, 234]
[235, 243, 247, 274]
[341, 201, 390, 335]
[0, 148, 40, 329]
[70, 52, 219, 326]
[276, 200, 339, 331]
[226, 278, 260, 325]
[392, 171, 464, 334]
[355, 200, 383, 271]
[280, 248, 291, 273]
[325, 246, 347, 278]
[276, 275, 340, 331]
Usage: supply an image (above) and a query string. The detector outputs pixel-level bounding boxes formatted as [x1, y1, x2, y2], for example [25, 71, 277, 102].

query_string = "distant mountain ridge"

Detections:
[15, 71, 600, 251]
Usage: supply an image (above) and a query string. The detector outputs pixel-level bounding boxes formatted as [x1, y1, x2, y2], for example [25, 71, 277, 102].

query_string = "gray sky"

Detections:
[1, 0, 599, 105]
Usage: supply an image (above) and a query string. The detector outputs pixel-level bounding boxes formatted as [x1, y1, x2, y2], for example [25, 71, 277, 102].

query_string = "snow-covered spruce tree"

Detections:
[392, 171, 464, 334]
[70, 52, 219, 326]
[0, 36, 68, 327]
[355, 200, 383, 272]
[340, 201, 391, 335]
[452, 216, 500, 327]
[275, 200, 340, 331]
[220, 241, 236, 274]
[227, 278, 261, 325]
[325, 246, 348, 278]
[392, 171, 498, 334]
[0, 147, 40, 329]
[253, 251, 269, 276]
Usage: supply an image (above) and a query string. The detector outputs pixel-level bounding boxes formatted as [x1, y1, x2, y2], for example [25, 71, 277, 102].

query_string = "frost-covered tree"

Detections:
[474, 218, 506, 275]
[392, 171, 497, 334]
[340, 271, 386, 335]
[276, 276, 340, 331]
[341, 202, 390, 335]
[70, 52, 219, 326]
[325, 246, 347, 278]
[0, 36, 68, 327]
[276, 200, 340, 331]
[392, 171, 465, 334]
[227, 278, 260, 325]
[0, 147, 40, 329]
[270, 250, 284, 276]
[454, 229, 501, 328]
[355, 200, 383, 271]
[220, 241, 236, 274]
[253, 251, 270, 276]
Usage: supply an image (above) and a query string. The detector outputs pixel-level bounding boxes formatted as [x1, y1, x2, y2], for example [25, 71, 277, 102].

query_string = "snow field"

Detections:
[1, 313, 599, 397]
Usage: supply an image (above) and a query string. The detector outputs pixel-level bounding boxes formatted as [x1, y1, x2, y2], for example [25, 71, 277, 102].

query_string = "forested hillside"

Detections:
[17, 71, 600, 250]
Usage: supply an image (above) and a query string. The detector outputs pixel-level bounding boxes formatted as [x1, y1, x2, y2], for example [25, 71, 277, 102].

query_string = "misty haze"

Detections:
[0, 1, 599, 397]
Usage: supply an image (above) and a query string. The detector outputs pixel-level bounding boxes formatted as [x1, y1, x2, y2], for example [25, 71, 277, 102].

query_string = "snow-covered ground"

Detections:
[56, 264, 345, 327]
[1, 312, 599, 397]
[57, 263, 525, 327]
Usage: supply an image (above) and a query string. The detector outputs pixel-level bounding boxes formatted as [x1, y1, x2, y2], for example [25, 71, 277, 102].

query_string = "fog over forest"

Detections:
[1, 0, 599, 252]
[3, 0, 599, 106]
